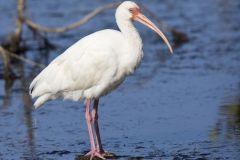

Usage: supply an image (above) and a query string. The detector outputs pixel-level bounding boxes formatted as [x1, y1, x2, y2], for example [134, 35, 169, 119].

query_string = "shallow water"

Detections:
[0, 0, 240, 159]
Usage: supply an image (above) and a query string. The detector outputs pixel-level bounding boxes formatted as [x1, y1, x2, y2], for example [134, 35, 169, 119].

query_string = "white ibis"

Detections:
[29, 1, 173, 159]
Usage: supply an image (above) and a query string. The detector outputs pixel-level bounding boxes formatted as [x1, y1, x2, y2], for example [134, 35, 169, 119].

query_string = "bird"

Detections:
[29, 1, 173, 159]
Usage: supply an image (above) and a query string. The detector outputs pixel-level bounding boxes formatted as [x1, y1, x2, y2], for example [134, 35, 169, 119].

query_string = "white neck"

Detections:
[116, 16, 143, 54]
[115, 16, 144, 74]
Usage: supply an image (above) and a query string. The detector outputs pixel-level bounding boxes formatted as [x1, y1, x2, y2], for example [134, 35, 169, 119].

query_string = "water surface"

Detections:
[0, 0, 240, 159]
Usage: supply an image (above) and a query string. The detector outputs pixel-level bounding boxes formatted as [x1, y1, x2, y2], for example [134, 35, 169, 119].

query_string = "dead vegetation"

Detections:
[0, 0, 188, 80]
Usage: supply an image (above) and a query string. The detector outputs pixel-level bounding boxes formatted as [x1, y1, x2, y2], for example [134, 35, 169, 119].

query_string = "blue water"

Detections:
[0, 0, 240, 159]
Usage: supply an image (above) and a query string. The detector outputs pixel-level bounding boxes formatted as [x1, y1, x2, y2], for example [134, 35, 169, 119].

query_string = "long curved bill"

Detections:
[135, 13, 173, 54]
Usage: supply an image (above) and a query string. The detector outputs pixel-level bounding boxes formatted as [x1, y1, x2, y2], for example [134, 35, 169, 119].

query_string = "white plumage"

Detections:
[30, 27, 143, 107]
[29, 2, 172, 108]
[29, 1, 172, 159]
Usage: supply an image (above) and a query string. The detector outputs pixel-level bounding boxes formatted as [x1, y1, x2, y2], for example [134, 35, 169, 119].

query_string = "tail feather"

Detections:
[31, 82, 50, 98]
[29, 73, 42, 95]
[29, 72, 52, 108]
[34, 94, 51, 109]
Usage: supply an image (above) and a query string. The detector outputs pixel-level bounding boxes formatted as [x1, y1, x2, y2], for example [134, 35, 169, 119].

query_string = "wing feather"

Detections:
[29, 29, 124, 107]
[30, 43, 118, 99]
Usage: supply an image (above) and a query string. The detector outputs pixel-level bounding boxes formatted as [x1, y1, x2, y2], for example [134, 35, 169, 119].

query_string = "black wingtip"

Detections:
[30, 86, 35, 94]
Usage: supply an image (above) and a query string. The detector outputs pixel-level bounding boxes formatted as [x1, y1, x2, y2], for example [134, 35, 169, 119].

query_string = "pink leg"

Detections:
[92, 99, 104, 154]
[85, 99, 105, 160]
[85, 99, 95, 152]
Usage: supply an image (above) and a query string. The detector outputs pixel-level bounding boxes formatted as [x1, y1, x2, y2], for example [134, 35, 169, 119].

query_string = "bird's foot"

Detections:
[85, 150, 105, 160]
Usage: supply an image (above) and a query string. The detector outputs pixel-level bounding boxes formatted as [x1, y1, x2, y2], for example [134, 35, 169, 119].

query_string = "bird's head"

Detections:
[116, 1, 173, 54]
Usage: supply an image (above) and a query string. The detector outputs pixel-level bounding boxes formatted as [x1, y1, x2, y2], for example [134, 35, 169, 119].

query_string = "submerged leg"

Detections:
[92, 99, 104, 154]
[85, 98, 105, 160]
